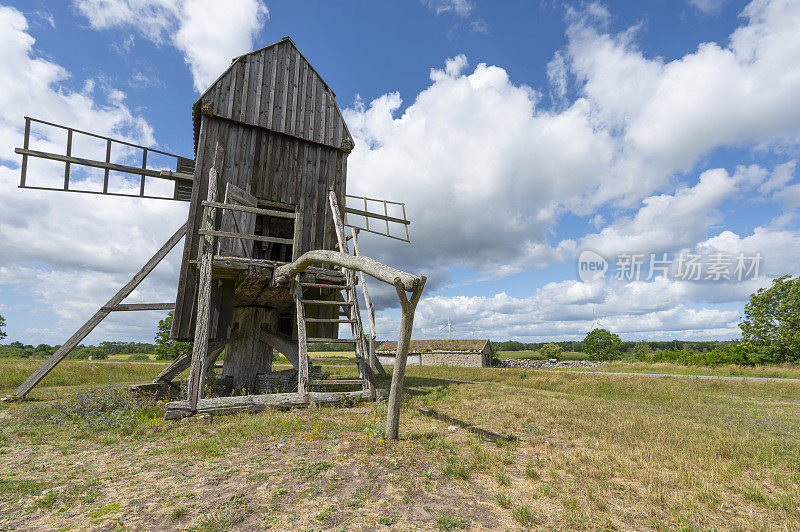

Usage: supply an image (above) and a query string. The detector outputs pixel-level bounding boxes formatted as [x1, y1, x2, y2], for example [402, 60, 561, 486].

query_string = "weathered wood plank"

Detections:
[262, 331, 300, 368]
[102, 303, 175, 311]
[265, 45, 278, 130]
[164, 389, 388, 419]
[294, 280, 309, 395]
[199, 229, 293, 246]
[217, 182, 258, 258]
[187, 143, 224, 410]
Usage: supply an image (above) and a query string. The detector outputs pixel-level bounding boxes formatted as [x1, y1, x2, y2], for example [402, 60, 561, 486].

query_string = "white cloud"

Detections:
[0, 6, 186, 343]
[397, 278, 745, 342]
[345, 57, 617, 276]
[422, 0, 474, 17]
[347, 0, 800, 288]
[72, 0, 269, 92]
[577, 167, 741, 258]
[686, 0, 726, 15]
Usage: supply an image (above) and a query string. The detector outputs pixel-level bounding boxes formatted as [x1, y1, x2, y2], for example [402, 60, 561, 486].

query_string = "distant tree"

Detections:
[0, 315, 6, 340]
[538, 343, 563, 359]
[632, 341, 650, 360]
[740, 275, 800, 363]
[155, 311, 192, 360]
[67, 346, 107, 360]
[499, 341, 526, 352]
[582, 328, 623, 361]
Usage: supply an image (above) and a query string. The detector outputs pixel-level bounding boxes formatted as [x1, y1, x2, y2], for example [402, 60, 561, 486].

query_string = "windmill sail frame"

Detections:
[15, 116, 194, 202]
[344, 194, 410, 242]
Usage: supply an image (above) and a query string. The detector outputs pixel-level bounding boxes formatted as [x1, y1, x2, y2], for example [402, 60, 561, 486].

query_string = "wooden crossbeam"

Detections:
[343, 206, 410, 226]
[3, 222, 187, 401]
[201, 201, 296, 219]
[261, 331, 301, 369]
[14, 148, 192, 183]
[101, 303, 175, 311]
[198, 229, 294, 246]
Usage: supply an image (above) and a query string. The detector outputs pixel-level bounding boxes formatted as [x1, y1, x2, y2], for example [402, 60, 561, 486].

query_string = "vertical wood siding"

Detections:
[172, 116, 347, 339]
[196, 40, 351, 152]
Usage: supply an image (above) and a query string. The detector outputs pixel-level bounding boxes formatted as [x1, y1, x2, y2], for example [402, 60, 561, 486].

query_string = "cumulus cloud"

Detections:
[346, 0, 800, 339]
[399, 279, 745, 342]
[0, 6, 186, 343]
[577, 166, 742, 258]
[686, 0, 727, 15]
[72, 0, 269, 92]
[347, 0, 800, 285]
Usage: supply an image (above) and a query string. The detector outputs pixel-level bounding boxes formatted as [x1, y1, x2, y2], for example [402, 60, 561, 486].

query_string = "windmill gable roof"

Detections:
[376, 339, 491, 354]
[192, 37, 353, 154]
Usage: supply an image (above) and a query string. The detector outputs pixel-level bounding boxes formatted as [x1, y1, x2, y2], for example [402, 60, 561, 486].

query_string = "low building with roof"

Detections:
[376, 339, 492, 368]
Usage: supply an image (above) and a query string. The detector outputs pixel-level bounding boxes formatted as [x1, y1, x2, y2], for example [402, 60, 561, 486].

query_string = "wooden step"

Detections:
[308, 358, 364, 364]
[304, 318, 356, 323]
[306, 337, 357, 343]
[301, 300, 354, 306]
[310, 379, 363, 386]
[301, 282, 347, 289]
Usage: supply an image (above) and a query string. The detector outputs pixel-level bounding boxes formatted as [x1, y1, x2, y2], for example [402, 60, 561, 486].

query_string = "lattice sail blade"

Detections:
[15, 116, 194, 202]
[344, 194, 411, 242]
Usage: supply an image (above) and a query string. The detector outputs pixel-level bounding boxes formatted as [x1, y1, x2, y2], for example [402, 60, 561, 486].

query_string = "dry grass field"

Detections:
[1, 360, 799, 530]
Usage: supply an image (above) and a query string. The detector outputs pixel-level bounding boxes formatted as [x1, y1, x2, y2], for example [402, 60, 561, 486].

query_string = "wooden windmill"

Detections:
[5, 37, 426, 435]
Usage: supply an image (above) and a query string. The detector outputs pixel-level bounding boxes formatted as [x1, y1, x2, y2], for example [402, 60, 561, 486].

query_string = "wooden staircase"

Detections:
[294, 235, 376, 397]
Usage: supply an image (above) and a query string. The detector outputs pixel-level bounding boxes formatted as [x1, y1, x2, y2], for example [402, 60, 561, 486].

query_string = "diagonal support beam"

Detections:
[3, 222, 188, 401]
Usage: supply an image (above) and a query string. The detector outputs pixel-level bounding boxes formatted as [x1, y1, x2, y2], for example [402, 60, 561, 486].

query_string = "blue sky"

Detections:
[0, 0, 798, 345]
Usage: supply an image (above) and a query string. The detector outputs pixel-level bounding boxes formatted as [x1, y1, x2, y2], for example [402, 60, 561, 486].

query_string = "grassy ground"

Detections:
[496, 350, 588, 361]
[1, 361, 799, 530]
[555, 361, 800, 379]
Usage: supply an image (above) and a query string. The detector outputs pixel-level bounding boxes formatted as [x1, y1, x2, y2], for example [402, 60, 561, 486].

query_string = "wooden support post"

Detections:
[222, 307, 274, 393]
[294, 280, 309, 396]
[3, 222, 188, 401]
[262, 331, 300, 368]
[385, 275, 426, 440]
[187, 142, 224, 411]
[351, 228, 384, 375]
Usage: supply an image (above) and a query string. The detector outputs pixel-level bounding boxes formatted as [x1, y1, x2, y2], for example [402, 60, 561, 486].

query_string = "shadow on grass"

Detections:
[416, 406, 517, 443]
[373, 376, 475, 397]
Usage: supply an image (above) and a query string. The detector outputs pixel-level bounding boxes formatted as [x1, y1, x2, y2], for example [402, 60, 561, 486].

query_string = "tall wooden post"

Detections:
[351, 228, 383, 375]
[188, 143, 224, 410]
[294, 281, 309, 395]
[385, 276, 426, 440]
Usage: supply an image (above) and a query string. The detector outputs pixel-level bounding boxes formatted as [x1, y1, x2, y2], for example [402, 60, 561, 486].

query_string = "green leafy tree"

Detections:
[538, 343, 563, 359]
[582, 328, 623, 361]
[0, 315, 6, 340]
[740, 275, 800, 363]
[632, 340, 650, 360]
[155, 311, 192, 360]
[500, 341, 526, 352]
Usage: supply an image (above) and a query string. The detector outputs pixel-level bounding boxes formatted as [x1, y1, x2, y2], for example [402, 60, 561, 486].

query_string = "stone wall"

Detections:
[421, 351, 485, 367]
[377, 352, 487, 367]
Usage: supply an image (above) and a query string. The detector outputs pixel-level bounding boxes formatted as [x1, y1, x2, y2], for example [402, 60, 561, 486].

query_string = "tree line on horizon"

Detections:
[0, 275, 796, 366]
